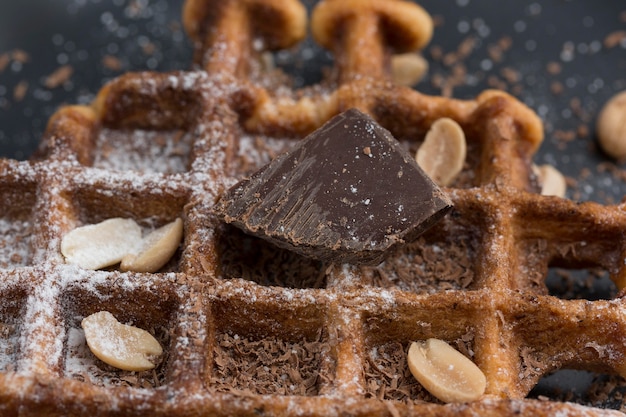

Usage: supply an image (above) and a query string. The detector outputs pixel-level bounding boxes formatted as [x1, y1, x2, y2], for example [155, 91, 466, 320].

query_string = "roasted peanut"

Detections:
[408, 338, 486, 403]
[121, 218, 183, 273]
[391, 53, 428, 86]
[533, 164, 566, 197]
[61, 218, 141, 270]
[416, 118, 467, 186]
[81, 311, 162, 372]
[597, 90, 626, 160]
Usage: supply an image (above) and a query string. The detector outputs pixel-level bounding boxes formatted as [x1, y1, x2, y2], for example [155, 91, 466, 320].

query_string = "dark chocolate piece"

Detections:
[213, 108, 453, 265]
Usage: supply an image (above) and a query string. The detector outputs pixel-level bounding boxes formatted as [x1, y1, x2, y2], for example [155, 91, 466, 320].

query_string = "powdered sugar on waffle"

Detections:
[0, 218, 33, 269]
[93, 129, 193, 174]
[0, 321, 18, 372]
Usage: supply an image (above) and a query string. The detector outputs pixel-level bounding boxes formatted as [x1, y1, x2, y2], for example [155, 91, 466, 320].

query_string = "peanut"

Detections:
[81, 311, 162, 372]
[121, 218, 183, 273]
[416, 118, 467, 186]
[597, 90, 626, 160]
[407, 338, 486, 403]
[391, 53, 428, 86]
[61, 218, 141, 270]
[533, 164, 566, 198]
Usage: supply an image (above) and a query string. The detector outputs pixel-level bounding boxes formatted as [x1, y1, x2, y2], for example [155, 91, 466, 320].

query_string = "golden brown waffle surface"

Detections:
[2, 0, 626, 416]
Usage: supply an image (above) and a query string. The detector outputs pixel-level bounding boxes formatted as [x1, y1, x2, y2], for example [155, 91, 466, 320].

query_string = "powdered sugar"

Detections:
[0, 218, 33, 269]
[0, 319, 18, 372]
[232, 134, 298, 178]
[93, 129, 193, 174]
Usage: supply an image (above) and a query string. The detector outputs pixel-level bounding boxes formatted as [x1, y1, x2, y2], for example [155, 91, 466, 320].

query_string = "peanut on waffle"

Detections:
[1, 0, 626, 416]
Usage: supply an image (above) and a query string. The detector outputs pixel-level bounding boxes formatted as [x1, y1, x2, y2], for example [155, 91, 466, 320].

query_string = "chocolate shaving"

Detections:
[217, 225, 328, 289]
[212, 332, 325, 396]
[44, 65, 73, 89]
[360, 216, 476, 294]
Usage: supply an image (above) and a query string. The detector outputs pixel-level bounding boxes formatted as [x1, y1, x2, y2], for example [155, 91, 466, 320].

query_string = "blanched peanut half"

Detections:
[391, 53, 428, 86]
[408, 338, 486, 403]
[121, 218, 183, 273]
[61, 218, 142, 270]
[82, 311, 162, 372]
[533, 164, 566, 198]
[597, 90, 626, 160]
[416, 118, 467, 186]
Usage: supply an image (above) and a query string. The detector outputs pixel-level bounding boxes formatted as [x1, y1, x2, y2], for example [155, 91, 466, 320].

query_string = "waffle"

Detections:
[2, 0, 626, 415]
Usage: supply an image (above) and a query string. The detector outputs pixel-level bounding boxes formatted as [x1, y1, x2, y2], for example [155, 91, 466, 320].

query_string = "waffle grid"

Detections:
[1, 0, 626, 415]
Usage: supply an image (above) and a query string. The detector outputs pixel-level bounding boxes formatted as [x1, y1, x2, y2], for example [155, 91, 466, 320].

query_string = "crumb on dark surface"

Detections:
[528, 369, 626, 412]
[44, 65, 73, 89]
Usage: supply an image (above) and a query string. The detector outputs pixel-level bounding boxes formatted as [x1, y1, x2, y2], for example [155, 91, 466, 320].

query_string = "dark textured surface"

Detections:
[214, 109, 452, 264]
[1, 1, 625, 197]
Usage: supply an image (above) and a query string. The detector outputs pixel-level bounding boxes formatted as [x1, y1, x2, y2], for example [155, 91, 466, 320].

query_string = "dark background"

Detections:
[0, 0, 625, 203]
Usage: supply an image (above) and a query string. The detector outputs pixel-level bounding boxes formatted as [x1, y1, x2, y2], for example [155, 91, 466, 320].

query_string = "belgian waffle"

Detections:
[2, 0, 626, 416]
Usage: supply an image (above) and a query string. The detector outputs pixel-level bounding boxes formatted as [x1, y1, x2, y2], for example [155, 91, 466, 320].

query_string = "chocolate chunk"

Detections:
[214, 108, 453, 265]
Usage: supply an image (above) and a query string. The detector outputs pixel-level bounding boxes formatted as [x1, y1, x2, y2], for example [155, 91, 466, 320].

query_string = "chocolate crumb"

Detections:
[361, 232, 475, 294]
[11, 49, 29, 64]
[550, 81, 564, 96]
[365, 341, 440, 404]
[0, 53, 9, 73]
[577, 125, 589, 138]
[102, 55, 123, 71]
[546, 62, 562, 75]
[44, 65, 73, 89]
[216, 225, 328, 289]
[142, 42, 156, 56]
[13, 81, 28, 102]
[365, 332, 475, 404]
[603, 31, 626, 49]
[212, 332, 325, 396]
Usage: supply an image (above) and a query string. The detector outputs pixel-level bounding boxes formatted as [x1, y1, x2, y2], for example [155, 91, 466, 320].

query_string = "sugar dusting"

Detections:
[93, 129, 193, 174]
[0, 218, 33, 269]
[65, 325, 99, 380]
[0, 319, 18, 372]
[231, 133, 299, 178]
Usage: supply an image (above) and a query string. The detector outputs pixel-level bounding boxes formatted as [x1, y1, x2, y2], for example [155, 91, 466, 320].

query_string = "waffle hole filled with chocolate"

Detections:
[0, 181, 37, 269]
[358, 210, 478, 294]
[528, 369, 626, 411]
[364, 336, 477, 403]
[92, 128, 194, 174]
[215, 224, 328, 289]
[363, 304, 477, 403]
[61, 283, 178, 388]
[209, 297, 331, 396]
